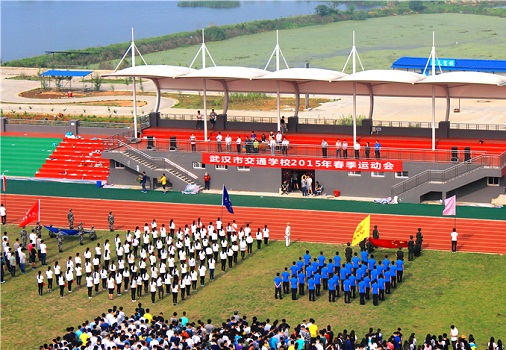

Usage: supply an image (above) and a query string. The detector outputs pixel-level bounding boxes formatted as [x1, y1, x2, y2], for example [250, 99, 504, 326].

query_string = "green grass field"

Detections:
[111, 13, 506, 71]
[1, 224, 505, 349]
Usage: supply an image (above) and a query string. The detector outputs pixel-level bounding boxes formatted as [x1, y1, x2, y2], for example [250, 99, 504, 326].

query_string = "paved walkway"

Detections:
[2, 67, 505, 125]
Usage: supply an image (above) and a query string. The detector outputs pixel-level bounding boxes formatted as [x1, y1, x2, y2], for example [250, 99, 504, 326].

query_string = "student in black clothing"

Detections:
[345, 243, 353, 263]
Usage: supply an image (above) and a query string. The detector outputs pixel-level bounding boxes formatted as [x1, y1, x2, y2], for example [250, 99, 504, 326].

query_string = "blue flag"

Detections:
[222, 185, 234, 214]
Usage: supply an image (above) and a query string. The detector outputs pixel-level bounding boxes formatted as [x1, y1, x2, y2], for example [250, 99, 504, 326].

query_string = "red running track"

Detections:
[4, 194, 505, 254]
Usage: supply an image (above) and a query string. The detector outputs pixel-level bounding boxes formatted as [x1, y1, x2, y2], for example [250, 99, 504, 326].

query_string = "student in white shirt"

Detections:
[86, 273, 94, 299]
[263, 225, 270, 245]
[46, 266, 54, 292]
[65, 267, 74, 293]
[36, 271, 44, 296]
[107, 274, 115, 300]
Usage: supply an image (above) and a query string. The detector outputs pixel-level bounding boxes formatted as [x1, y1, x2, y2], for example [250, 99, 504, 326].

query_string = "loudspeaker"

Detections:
[147, 136, 154, 150]
[464, 147, 471, 162]
[170, 136, 177, 151]
[451, 146, 458, 162]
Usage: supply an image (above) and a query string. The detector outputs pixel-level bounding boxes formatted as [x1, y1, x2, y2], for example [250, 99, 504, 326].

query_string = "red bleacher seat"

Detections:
[36, 139, 109, 181]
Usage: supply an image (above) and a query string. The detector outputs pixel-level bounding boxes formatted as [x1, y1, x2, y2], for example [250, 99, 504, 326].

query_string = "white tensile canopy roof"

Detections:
[419, 71, 506, 99]
[107, 64, 506, 99]
[106, 64, 506, 149]
[107, 65, 195, 79]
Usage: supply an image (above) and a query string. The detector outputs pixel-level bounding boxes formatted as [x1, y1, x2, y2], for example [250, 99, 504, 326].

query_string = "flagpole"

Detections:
[221, 185, 224, 218]
[39, 199, 41, 224]
[2, 175, 6, 214]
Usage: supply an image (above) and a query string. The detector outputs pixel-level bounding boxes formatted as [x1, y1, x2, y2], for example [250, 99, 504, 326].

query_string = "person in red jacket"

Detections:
[204, 172, 211, 190]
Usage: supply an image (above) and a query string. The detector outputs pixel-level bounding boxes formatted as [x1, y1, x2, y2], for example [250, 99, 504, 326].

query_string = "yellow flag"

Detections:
[351, 215, 370, 246]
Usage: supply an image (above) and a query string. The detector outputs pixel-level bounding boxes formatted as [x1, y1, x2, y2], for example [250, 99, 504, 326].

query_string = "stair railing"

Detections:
[391, 152, 504, 197]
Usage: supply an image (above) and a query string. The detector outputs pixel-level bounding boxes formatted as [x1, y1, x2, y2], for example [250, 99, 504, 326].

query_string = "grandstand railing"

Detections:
[160, 113, 505, 130]
[4, 117, 150, 129]
[4, 118, 132, 128]
[103, 137, 490, 163]
[5, 119, 72, 127]
[391, 151, 505, 197]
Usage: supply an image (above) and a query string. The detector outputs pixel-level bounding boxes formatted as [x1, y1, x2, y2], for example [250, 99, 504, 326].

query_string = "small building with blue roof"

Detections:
[391, 57, 506, 76]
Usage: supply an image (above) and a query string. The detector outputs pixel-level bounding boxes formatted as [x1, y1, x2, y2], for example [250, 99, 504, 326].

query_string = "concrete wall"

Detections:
[449, 178, 503, 203]
[106, 147, 505, 202]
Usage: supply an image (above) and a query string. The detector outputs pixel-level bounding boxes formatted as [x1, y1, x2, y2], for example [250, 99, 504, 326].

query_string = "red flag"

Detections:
[19, 200, 40, 227]
[1, 175, 5, 192]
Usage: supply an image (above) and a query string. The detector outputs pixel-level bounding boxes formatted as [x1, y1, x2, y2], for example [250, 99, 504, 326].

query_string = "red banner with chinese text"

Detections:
[202, 153, 402, 172]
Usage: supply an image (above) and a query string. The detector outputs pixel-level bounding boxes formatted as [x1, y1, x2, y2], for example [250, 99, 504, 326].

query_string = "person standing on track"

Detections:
[285, 222, 291, 247]
[451, 228, 458, 253]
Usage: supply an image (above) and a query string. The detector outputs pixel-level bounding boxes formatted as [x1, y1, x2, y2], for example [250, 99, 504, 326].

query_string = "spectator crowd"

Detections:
[40, 306, 504, 350]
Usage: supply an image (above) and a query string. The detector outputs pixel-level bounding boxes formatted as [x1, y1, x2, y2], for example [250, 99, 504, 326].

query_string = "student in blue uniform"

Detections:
[328, 275, 336, 302]
[368, 255, 376, 270]
[333, 252, 341, 275]
[296, 257, 304, 272]
[303, 250, 311, 267]
[360, 250, 368, 264]
[339, 265, 348, 293]
[396, 259, 404, 283]
[358, 279, 366, 305]
[364, 275, 371, 300]
[372, 280, 379, 306]
[307, 276, 316, 301]
[321, 264, 329, 290]
[389, 264, 398, 289]
[274, 273, 283, 299]
[384, 270, 391, 295]
[317, 251, 326, 269]
[327, 259, 335, 279]
[314, 270, 322, 297]
[333, 272, 340, 298]
[311, 258, 319, 274]
[377, 274, 385, 301]
[348, 273, 357, 299]
[352, 253, 361, 270]
[297, 270, 305, 296]
[306, 264, 314, 279]
[282, 267, 291, 294]
[290, 261, 298, 277]
[343, 278, 351, 303]
[290, 275, 298, 300]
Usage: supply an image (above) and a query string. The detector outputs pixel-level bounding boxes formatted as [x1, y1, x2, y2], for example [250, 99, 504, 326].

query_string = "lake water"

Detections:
[1, 0, 326, 62]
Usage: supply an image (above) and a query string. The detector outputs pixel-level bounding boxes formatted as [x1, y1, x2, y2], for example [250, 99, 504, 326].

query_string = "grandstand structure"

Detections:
[96, 54, 506, 204]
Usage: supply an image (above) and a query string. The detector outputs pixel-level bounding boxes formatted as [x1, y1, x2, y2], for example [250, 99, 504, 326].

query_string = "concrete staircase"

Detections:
[392, 153, 505, 203]
[103, 141, 203, 191]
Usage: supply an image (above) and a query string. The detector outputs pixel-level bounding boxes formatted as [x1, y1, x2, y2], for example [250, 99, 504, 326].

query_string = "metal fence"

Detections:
[159, 113, 504, 130]
[106, 137, 489, 163]
[5, 118, 132, 129]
